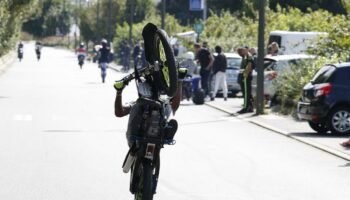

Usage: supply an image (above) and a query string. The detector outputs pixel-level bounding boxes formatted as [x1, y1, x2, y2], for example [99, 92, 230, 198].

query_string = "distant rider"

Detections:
[77, 42, 87, 60]
[18, 41, 24, 60]
[98, 39, 111, 83]
[35, 41, 42, 60]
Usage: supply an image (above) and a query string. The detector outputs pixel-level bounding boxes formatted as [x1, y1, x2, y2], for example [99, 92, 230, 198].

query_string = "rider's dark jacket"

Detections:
[98, 46, 110, 64]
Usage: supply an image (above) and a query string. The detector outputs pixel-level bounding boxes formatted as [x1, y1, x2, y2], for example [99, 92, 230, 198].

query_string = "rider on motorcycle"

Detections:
[114, 68, 187, 146]
[77, 42, 87, 60]
[35, 41, 42, 60]
[17, 41, 24, 60]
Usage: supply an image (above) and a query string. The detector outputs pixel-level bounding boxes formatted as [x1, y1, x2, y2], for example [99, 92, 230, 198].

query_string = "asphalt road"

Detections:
[1, 43, 350, 200]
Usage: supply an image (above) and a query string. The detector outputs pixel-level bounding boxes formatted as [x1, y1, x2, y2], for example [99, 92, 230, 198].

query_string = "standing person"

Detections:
[193, 43, 214, 99]
[98, 39, 111, 83]
[132, 42, 141, 68]
[211, 45, 228, 101]
[140, 42, 147, 69]
[237, 47, 254, 114]
[121, 41, 130, 72]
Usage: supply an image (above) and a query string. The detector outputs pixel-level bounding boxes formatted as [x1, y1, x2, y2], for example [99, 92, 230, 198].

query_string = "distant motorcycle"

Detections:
[35, 49, 41, 61]
[78, 55, 85, 69]
[18, 48, 23, 62]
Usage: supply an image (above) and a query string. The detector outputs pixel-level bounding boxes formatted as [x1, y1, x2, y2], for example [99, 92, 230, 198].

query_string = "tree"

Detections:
[0, 0, 39, 56]
[22, 0, 73, 37]
[269, 0, 346, 14]
[79, 0, 125, 44]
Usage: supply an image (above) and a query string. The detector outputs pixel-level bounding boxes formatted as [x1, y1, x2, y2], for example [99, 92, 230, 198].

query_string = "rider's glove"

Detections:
[178, 68, 188, 81]
[114, 80, 126, 92]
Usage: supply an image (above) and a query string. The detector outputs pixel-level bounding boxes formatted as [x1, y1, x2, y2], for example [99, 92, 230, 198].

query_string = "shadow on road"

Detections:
[288, 132, 349, 139]
[339, 162, 350, 167]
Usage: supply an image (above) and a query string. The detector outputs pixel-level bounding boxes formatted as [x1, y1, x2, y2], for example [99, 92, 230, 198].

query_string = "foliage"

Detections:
[113, 14, 189, 63]
[273, 55, 344, 116]
[79, 0, 155, 45]
[201, 7, 349, 52]
[0, 0, 39, 56]
[22, 0, 73, 37]
[270, 0, 346, 14]
[309, 18, 350, 61]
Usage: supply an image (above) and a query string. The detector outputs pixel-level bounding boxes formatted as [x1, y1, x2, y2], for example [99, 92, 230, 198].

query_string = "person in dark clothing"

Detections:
[211, 45, 228, 101]
[121, 41, 130, 72]
[132, 42, 141, 68]
[98, 39, 111, 83]
[193, 43, 214, 98]
[237, 47, 254, 114]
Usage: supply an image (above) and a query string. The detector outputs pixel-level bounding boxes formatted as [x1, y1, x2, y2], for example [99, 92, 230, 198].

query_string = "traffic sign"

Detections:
[194, 22, 204, 34]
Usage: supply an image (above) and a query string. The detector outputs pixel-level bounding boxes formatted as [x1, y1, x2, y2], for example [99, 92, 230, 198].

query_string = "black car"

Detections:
[297, 63, 350, 134]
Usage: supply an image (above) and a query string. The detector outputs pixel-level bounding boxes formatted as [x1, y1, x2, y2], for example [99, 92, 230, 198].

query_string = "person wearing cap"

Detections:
[237, 47, 254, 114]
[193, 43, 214, 98]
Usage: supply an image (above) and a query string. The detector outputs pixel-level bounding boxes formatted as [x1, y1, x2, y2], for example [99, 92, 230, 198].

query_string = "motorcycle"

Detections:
[116, 23, 178, 200]
[78, 55, 85, 69]
[36, 49, 41, 61]
[18, 48, 23, 62]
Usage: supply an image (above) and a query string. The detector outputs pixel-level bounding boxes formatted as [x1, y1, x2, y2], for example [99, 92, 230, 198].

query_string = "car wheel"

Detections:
[307, 121, 328, 134]
[328, 106, 350, 134]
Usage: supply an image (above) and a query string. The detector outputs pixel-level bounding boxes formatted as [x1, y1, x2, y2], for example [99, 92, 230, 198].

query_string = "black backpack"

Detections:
[192, 89, 205, 105]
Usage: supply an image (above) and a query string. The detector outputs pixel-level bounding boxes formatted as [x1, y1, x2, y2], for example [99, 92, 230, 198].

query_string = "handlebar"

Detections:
[116, 61, 161, 85]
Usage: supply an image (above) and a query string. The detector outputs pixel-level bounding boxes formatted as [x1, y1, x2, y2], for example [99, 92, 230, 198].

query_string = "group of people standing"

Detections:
[192, 42, 255, 114]
[120, 41, 147, 72]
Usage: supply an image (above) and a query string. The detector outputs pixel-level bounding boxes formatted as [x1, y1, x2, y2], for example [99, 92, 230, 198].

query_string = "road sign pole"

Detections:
[256, 0, 265, 115]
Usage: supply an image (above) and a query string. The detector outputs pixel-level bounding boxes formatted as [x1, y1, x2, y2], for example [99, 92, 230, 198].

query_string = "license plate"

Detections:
[298, 105, 308, 114]
[145, 143, 155, 160]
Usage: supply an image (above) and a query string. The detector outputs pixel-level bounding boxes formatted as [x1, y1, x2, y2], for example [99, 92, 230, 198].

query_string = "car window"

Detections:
[333, 67, 350, 84]
[264, 60, 276, 71]
[227, 57, 241, 68]
[275, 60, 289, 72]
[311, 65, 336, 84]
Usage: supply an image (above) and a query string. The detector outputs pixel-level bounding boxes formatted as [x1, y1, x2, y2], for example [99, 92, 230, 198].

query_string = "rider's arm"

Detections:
[170, 68, 187, 114]
[114, 90, 132, 117]
[170, 81, 182, 115]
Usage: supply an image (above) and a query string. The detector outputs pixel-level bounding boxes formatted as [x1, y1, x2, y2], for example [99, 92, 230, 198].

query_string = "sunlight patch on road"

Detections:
[13, 114, 32, 121]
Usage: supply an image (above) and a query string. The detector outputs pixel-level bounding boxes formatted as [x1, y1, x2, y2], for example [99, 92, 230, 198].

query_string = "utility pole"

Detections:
[108, 0, 112, 44]
[256, 0, 265, 115]
[129, 0, 135, 47]
[78, 0, 81, 44]
[161, 0, 165, 29]
[74, 0, 78, 49]
[203, 0, 207, 20]
[96, 0, 100, 43]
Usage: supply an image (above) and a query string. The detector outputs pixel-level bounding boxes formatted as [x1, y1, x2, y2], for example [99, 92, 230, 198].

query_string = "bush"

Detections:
[273, 55, 344, 116]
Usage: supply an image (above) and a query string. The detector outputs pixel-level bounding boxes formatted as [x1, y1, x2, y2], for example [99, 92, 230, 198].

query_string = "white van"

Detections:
[268, 31, 327, 55]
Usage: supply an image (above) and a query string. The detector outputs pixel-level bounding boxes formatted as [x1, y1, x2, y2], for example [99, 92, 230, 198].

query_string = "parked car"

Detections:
[297, 63, 350, 134]
[252, 54, 314, 99]
[211, 53, 241, 96]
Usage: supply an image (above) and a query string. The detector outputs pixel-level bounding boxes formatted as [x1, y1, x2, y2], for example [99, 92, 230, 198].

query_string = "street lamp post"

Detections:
[108, 0, 112, 44]
[129, 0, 135, 47]
[161, 0, 166, 29]
[96, 0, 100, 43]
[256, 0, 265, 115]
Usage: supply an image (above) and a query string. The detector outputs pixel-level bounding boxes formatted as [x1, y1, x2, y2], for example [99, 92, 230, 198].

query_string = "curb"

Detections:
[0, 51, 16, 76]
[205, 102, 350, 162]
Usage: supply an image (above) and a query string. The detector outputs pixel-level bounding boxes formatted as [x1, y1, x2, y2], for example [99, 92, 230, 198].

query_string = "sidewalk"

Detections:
[205, 97, 350, 161]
